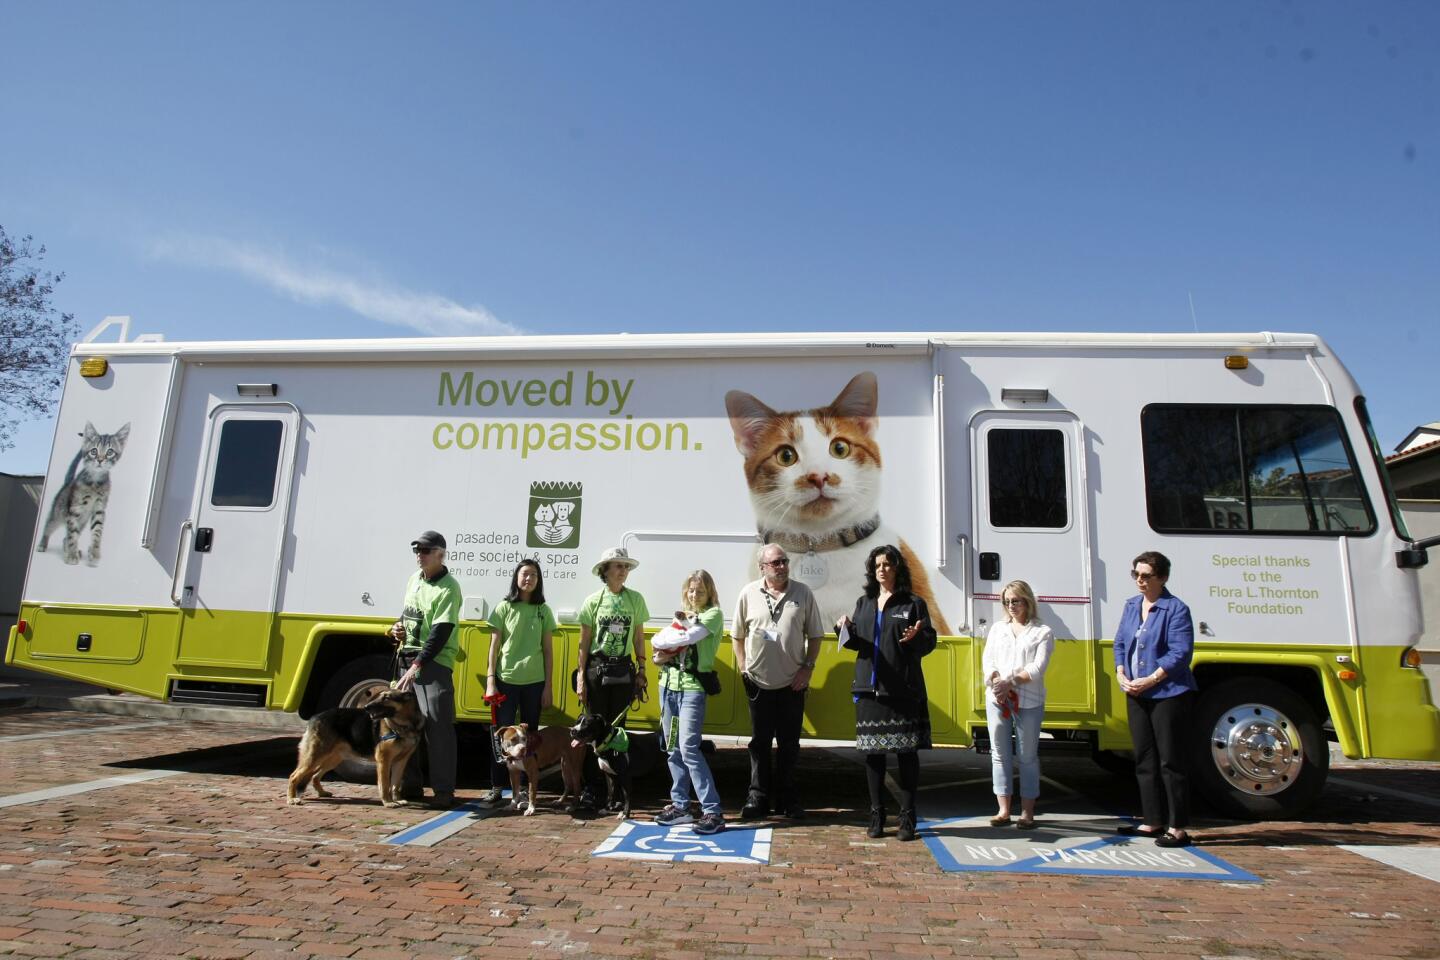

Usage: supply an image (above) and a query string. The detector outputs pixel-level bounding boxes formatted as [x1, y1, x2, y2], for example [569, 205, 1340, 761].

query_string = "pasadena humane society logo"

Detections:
[527, 481, 582, 549]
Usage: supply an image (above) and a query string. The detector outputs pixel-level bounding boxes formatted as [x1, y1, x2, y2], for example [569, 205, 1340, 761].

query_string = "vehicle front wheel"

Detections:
[1190, 678, 1327, 820]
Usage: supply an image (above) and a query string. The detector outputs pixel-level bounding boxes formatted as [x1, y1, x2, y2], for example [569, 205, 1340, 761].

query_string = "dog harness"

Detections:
[600, 727, 629, 754]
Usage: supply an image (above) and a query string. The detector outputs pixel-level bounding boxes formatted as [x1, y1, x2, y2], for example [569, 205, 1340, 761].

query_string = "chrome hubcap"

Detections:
[1211, 702, 1303, 795]
[339, 678, 389, 710]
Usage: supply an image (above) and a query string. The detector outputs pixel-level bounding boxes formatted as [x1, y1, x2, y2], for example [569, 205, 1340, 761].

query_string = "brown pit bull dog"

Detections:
[493, 722, 585, 815]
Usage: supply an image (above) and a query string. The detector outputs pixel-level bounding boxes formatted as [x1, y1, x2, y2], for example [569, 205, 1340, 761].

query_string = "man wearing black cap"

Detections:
[388, 530, 463, 807]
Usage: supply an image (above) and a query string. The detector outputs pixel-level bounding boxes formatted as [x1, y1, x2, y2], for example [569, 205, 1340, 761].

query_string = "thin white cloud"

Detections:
[147, 234, 521, 337]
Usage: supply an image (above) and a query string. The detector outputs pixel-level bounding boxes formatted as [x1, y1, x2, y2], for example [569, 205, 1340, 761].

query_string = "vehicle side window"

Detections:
[987, 428, 1067, 528]
[1142, 405, 1375, 535]
[211, 419, 284, 508]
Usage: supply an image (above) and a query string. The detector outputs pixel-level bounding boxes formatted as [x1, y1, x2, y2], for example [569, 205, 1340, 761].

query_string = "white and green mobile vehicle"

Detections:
[9, 329, 1437, 818]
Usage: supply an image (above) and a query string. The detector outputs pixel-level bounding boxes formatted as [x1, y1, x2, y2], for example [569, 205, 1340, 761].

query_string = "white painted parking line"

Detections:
[0, 721, 168, 744]
[1329, 776, 1440, 809]
[0, 769, 184, 808]
[1340, 846, 1440, 884]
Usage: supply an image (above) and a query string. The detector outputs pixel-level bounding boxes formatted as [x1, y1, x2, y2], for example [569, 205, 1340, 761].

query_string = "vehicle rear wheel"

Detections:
[1190, 678, 1327, 820]
[314, 654, 396, 783]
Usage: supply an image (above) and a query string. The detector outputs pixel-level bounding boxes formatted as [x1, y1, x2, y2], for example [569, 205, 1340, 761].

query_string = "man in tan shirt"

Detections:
[731, 543, 825, 820]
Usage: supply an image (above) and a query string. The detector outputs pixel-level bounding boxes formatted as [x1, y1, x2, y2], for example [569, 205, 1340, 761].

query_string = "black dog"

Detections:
[569, 712, 634, 820]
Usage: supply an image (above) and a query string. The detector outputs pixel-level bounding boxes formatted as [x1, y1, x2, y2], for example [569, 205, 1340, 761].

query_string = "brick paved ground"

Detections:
[1, 706, 1437, 960]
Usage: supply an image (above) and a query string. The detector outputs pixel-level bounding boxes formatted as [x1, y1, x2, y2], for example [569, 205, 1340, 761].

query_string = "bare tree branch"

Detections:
[1, 225, 78, 452]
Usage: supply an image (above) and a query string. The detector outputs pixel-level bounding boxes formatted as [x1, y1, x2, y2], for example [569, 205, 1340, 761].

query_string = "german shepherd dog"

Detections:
[493, 722, 585, 815]
[287, 688, 424, 807]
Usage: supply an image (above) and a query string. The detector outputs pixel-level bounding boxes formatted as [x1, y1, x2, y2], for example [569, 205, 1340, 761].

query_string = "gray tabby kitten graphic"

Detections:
[37, 422, 131, 566]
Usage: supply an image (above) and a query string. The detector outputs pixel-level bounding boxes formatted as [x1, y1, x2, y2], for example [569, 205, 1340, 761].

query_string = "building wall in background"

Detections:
[1, 473, 42, 652]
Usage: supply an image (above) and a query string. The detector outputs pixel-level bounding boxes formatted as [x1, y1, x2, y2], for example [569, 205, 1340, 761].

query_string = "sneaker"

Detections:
[654, 804, 695, 826]
[866, 807, 886, 839]
[693, 813, 725, 835]
[482, 787, 504, 804]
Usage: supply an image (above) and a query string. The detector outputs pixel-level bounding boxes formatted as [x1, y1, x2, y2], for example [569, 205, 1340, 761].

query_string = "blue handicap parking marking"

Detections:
[593, 821, 774, 864]
[921, 814, 1261, 882]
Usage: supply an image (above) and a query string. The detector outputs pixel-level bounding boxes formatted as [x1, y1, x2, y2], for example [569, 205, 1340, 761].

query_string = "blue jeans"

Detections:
[660, 687, 722, 815]
[986, 700, 1043, 800]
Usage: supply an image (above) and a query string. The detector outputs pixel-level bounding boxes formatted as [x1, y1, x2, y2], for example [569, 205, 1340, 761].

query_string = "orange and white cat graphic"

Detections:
[724, 371, 951, 635]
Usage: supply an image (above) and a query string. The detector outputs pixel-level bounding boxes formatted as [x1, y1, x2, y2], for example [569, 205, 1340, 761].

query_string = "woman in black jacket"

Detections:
[836, 544, 937, 841]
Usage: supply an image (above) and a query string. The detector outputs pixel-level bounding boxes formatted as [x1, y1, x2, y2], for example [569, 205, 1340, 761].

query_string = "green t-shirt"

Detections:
[578, 587, 650, 657]
[400, 568, 463, 670]
[659, 606, 724, 692]
[491, 599, 557, 685]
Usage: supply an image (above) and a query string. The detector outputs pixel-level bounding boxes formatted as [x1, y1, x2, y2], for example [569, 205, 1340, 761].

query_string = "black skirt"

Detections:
[855, 694, 932, 753]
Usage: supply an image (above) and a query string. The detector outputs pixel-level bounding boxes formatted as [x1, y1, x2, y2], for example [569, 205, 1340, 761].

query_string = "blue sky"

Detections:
[2, 1, 1435, 472]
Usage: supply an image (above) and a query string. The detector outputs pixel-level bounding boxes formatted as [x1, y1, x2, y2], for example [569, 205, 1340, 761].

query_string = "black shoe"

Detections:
[1155, 830, 1192, 848]
[427, 792, 457, 809]
[779, 803, 805, 820]
[1116, 823, 1161, 837]
[739, 801, 769, 821]
[866, 807, 886, 839]
[568, 800, 597, 820]
[897, 809, 917, 842]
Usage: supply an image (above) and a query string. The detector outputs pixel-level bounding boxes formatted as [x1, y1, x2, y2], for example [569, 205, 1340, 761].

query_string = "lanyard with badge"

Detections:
[760, 589, 784, 644]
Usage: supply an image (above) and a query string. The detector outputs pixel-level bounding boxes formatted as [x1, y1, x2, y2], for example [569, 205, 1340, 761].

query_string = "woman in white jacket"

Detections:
[982, 580, 1055, 829]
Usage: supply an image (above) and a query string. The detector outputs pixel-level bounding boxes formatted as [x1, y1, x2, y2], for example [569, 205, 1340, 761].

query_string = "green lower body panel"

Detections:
[8, 603, 1438, 760]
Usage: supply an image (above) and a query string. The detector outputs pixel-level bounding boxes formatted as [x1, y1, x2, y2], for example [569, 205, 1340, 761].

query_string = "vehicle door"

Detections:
[970, 410, 1096, 713]
[173, 403, 300, 670]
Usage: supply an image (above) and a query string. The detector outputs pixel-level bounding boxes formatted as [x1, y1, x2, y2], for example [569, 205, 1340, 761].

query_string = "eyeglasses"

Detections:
[1002, 598, 1026, 607]
[1131, 570, 1157, 581]
[764, 558, 790, 567]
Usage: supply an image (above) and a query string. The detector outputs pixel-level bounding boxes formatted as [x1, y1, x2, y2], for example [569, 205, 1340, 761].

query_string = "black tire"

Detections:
[1190, 678, 1328, 820]
[313, 653, 396, 783]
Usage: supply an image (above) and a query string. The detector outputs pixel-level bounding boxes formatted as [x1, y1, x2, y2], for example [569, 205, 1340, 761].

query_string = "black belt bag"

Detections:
[589, 655, 637, 687]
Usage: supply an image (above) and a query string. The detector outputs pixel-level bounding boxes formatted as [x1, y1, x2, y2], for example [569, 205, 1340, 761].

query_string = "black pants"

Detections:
[865, 752, 920, 813]
[488, 679, 544, 788]
[744, 678, 806, 810]
[581, 666, 633, 803]
[1127, 690, 1194, 830]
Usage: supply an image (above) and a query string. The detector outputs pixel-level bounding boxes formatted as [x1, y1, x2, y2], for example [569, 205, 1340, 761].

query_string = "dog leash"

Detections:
[484, 692, 508, 764]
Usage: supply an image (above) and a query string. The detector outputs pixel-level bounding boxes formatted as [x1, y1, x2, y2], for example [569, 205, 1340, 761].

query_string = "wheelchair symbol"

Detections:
[634, 828, 727, 855]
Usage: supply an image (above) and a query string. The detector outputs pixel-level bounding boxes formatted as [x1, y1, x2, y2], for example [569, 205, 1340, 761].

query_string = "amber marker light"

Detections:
[1224, 355, 1249, 370]
[1403, 648, 1423, 668]
[1337, 669, 1359, 681]
[79, 358, 108, 377]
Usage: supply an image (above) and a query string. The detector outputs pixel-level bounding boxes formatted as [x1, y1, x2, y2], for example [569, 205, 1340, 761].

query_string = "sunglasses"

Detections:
[1002, 598, 1026, 607]
[1131, 570, 1158, 581]
[764, 558, 790, 567]
[413, 546, 439, 555]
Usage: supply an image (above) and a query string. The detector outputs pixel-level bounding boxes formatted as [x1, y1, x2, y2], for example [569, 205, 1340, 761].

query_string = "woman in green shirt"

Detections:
[575, 546, 650, 814]
[484, 559, 556, 803]
[652, 569, 725, 835]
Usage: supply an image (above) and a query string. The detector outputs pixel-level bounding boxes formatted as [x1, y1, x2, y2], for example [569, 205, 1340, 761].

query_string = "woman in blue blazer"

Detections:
[1113, 550, 1198, 847]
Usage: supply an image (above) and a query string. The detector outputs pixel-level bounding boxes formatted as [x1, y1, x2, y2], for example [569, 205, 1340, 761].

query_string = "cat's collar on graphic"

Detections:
[761, 514, 880, 554]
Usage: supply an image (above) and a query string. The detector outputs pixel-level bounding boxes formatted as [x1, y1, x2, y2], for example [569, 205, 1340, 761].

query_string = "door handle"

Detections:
[170, 519, 194, 606]
[954, 533, 971, 634]
[979, 552, 1001, 582]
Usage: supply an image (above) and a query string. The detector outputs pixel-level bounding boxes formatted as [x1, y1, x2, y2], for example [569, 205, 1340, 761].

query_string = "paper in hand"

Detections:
[837, 622, 850, 652]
